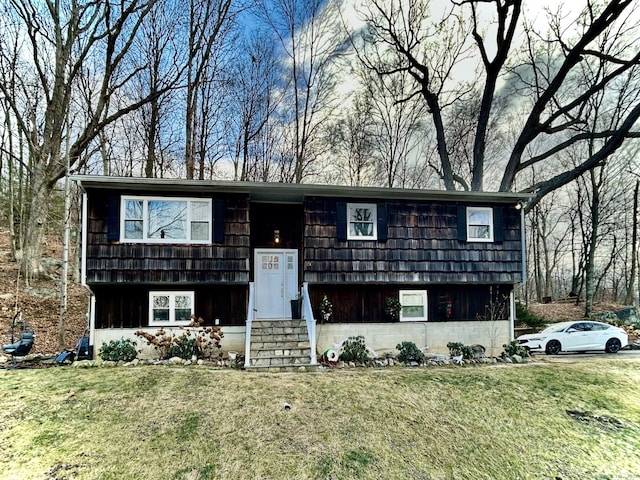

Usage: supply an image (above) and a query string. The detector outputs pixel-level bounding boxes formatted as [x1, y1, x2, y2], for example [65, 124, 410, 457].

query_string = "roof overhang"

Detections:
[72, 175, 531, 205]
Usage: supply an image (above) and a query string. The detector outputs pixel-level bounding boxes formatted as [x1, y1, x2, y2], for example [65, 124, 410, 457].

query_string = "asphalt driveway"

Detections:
[532, 349, 640, 361]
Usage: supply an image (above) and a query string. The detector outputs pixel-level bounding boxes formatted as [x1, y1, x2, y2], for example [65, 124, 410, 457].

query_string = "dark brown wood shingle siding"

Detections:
[308, 284, 512, 323]
[84, 190, 250, 284]
[303, 198, 522, 284]
[92, 284, 247, 327]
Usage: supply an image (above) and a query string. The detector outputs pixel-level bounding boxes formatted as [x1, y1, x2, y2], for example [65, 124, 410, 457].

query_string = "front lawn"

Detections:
[1, 358, 639, 479]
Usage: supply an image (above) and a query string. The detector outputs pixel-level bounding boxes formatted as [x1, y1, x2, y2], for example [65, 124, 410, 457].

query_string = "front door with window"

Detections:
[254, 249, 298, 319]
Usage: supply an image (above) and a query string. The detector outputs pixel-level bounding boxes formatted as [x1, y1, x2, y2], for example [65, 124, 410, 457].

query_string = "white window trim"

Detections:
[399, 290, 428, 322]
[347, 203, 378, 240]
[120, 195, 212, 244]
[149, 291, 195, 326]
[466, 206, 494, 242]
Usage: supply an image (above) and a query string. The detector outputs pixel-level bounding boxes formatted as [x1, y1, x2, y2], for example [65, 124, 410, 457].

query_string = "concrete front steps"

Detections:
[246, 319, 319, 372]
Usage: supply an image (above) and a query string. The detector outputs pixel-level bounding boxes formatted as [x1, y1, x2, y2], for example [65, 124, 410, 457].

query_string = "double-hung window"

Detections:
[466, 207, 493, 242]
[149, 291, 194, 325]
[121, 196, 212, 243]
[399, 290, 428, 322]
[347, 203, 377, 240]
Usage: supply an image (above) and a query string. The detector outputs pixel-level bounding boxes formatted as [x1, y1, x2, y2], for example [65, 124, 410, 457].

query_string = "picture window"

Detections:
[121, 196, 212, 243]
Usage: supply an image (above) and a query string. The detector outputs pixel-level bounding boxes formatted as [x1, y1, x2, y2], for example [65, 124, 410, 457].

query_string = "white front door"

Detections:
[254, 249, 298, 319]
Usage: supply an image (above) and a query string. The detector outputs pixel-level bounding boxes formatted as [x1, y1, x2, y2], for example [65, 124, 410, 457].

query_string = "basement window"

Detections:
[399, 290, 428, 322]
[149, 291, 194, 326]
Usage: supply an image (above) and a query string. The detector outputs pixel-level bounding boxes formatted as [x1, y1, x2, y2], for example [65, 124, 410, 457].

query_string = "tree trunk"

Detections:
[626, 180, 639, 305]
[20, 172, 53, 284]
[584, 170, 600, 317]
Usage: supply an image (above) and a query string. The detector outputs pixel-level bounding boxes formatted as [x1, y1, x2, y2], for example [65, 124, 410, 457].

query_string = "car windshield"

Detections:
[542, 323, 571, 333]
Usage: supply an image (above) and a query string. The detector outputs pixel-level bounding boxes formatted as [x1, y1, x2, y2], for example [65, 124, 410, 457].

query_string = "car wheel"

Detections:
[605, 338, 621, 354]
[545, 340, 562, 355]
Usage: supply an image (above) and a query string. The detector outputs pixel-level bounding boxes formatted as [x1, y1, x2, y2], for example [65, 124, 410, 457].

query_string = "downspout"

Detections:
[520, 204, 527, 292]
[512, 203, 528, 342]
[80, 190, 96, 356]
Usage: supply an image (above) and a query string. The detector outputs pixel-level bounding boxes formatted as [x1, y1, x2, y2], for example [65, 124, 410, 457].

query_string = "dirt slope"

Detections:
[0, 230, 88, 354]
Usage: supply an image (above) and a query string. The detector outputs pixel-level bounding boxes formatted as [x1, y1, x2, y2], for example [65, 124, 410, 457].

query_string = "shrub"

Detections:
[167, 335, 202, 360]
[320, 295, 333, 322]
[99, 338, 138, 362]
[384, 297, 402, 321]
[502, 340, 529, 358]
[135, 316, 223, 360]
[339, 336, 369, 364]
[515, 302, 546, 329]
[446, 342, 474, 360]
[396, 341, 425, 364]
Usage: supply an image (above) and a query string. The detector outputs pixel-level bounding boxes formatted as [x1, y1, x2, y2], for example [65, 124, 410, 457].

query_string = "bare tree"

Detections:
[355, 0, 640, 209]
[226, 34, 280, 181]
[129, 0, 183, 178]
[0, 0, 188, 281]
[184, 0, 232, 180]
[325, 91, 376, 186]
[626, 179, 639, 304]
[253, 0, 343, 183]
[361, 59, 429, 188]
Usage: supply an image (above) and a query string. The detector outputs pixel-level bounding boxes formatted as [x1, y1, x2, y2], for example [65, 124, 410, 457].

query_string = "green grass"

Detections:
[1, 358, 639, 480]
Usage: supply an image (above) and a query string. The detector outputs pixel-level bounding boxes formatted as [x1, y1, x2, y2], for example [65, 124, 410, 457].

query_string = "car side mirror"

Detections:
[566, 328, 576, 333]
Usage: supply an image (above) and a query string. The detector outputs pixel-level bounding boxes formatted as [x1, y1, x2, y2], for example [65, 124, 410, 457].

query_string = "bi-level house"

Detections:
[74, 175, 528, 368]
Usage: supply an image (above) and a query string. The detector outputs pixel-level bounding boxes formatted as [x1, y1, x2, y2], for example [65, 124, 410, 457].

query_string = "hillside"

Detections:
[0, 230, 88, 354]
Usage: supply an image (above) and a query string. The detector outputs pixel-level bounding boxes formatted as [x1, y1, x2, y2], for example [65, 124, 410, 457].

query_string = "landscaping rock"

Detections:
[590, 311, 618, 323]
[167, 356, 184, 365]
[479, 357, 497, 364]
[511, 354, 523, 364]
[72, 360, 94, 368]
[471, 344, 486, 358]
[616, 306, 639, 326]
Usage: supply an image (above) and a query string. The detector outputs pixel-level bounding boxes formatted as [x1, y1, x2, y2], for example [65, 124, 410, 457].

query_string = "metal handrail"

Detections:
[301, 282, 317, 365]
[244, 282, 255, 368]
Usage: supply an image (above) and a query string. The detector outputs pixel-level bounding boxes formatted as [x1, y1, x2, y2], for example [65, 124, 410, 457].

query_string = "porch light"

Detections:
[274, 229, 280, 244]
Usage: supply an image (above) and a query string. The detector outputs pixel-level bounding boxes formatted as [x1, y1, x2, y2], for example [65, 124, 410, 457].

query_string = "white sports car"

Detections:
[517, 321, 628, 355]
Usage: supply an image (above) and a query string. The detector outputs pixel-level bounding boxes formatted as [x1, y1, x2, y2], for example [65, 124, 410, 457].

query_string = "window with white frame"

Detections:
[347, 203, 377, 240]
[149, 291, 194, 325]
[399, 290, 428, 322]
[121, 196, 212, 243]
[466, 207, 493, 242]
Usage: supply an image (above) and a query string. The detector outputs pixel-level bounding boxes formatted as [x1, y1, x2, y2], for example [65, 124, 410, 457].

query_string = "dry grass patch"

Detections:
[1, 358, 639, 479]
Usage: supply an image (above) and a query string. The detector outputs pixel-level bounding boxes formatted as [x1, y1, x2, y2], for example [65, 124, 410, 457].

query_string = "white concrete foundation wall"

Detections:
[94, 321, 510, 359]
[94, 327, 246, 360]
[316, 321, 511, 357]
